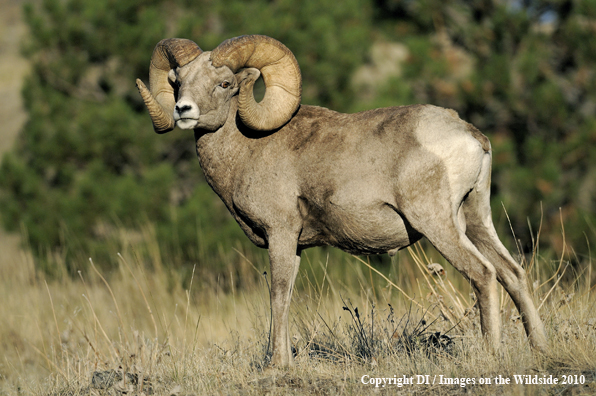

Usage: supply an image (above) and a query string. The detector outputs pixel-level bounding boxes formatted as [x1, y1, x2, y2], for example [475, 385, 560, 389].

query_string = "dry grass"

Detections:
[0, 223, 595, 396]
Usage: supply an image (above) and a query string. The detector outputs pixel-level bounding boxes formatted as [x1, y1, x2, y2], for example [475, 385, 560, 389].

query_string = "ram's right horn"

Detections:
[136, 38, 203, 133]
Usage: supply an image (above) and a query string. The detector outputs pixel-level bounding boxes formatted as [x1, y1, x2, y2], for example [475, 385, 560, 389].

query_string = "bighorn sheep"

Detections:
[136, 35, 547, 366]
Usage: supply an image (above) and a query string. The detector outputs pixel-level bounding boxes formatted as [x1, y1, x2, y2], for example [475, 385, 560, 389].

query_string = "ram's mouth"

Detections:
[175, 118, 200, 130]
[173, 112, 198, 121]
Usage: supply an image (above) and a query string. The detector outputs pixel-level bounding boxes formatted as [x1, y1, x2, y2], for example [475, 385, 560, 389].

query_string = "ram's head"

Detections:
[136, 35, 302, 133]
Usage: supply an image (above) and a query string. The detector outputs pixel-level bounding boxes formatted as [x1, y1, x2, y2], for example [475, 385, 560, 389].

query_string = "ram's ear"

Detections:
[235, 68, 260, 86]
[168, 69, 177, 84]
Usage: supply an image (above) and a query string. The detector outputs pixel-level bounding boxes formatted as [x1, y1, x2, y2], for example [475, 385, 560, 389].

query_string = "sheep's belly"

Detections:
[299, 201, 422, 255]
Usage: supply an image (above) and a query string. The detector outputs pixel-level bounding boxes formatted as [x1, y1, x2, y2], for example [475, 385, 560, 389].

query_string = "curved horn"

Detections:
[210, 35, 302, 131]
[136, 38, 203, 133]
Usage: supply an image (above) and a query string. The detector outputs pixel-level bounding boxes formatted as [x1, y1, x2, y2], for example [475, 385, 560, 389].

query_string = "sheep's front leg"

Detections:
[268, 233, 301, 367]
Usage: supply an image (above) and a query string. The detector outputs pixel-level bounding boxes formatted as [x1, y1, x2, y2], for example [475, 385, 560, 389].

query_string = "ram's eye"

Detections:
[220, 81, 230, 89]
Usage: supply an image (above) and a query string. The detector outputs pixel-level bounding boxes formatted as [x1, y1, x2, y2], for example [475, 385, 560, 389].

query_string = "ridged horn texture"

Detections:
[136, 38, 203, 133]
[211, 35, 302, 131]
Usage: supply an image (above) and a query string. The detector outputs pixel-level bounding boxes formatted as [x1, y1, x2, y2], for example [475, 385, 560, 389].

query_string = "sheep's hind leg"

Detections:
[462, 185, 548, 351]
[267, 232, 301, 367]
[403, 198, 502, 349]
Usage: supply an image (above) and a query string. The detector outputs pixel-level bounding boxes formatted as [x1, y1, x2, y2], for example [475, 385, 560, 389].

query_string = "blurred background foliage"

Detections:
[0, 0, 594, 279]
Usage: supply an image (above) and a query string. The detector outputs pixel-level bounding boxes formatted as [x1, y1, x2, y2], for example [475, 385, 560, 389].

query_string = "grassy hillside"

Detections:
[0, 0, 30, 292]
[0, 226, 594, 395]
[0, 0, 29, 156]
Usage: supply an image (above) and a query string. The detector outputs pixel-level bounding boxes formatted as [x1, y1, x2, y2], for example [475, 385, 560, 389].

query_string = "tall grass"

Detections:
[0, 219, 594, 395]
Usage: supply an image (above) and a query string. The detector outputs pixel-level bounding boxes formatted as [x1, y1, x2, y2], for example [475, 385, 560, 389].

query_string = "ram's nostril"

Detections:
[176, 104, 192, 113]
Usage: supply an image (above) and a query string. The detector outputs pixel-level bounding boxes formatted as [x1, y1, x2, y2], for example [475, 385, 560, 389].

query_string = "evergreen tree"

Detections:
[1, 0, 594, 277]
[361, 0, 596, 253]
[0, 0, 371, 274]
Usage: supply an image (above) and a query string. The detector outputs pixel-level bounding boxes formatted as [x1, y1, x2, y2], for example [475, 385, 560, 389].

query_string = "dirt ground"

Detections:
[0, 0, 29, 265]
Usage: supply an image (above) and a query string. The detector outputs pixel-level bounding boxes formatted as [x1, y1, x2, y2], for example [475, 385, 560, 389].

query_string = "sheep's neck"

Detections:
[193, 100, 249, 206]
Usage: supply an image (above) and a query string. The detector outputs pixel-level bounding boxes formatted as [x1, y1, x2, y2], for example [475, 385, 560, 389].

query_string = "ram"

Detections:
[136, 35, 547, 366]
